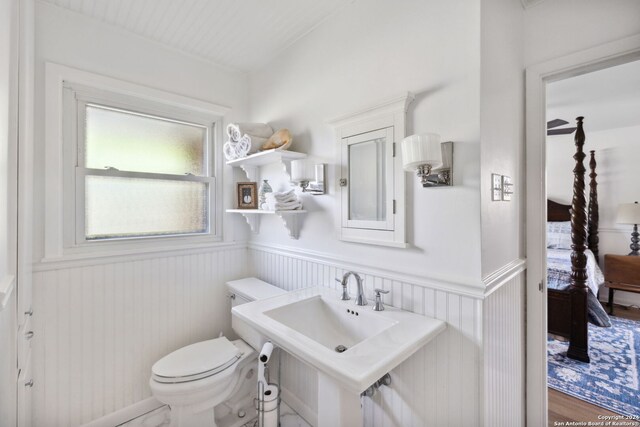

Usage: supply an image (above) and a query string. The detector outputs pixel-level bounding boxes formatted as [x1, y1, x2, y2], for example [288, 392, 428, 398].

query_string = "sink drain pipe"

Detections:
[361, 373, 392, 398]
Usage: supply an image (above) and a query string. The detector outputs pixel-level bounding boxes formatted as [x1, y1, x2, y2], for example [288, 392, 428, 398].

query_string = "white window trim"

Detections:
[44, 63, 230, 262]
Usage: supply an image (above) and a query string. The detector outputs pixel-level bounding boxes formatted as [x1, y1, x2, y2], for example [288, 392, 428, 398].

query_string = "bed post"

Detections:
[568, 116, 590, 363]
[588, 150, 599, 263]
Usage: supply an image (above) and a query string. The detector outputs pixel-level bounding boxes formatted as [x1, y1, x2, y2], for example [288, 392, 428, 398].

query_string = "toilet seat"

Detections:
[152, 337, 242, 384]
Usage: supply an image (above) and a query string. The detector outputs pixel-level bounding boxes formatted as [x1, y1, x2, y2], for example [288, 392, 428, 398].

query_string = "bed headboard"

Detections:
[547, 199, 572, 222]
[546, 150, 599, 260]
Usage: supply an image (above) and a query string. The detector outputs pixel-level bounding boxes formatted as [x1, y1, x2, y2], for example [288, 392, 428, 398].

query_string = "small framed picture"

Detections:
[237, 182, 258, 209]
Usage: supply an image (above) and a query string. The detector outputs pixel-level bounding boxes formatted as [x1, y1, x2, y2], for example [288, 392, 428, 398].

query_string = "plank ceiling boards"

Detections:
[40, 0, 355, 71]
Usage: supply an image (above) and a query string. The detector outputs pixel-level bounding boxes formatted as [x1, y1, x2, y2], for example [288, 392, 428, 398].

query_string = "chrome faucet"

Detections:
[341, 271, 367, 306]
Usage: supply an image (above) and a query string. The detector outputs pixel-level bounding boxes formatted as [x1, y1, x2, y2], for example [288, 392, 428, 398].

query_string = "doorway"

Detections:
[545, 59, 640, 423]
[525, 34, 640, 427]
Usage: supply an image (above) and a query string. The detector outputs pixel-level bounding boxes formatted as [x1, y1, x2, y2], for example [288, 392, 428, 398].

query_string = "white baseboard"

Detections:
[80, 390, 316, 427]
[81, 397, 165, 427]
[281, 387, 317, 427]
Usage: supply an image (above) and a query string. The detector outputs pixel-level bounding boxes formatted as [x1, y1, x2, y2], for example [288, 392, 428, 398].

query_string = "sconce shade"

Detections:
[291, 159, 314, 182]
[617, 202, 640, 224]
[401, 133, 443, 172]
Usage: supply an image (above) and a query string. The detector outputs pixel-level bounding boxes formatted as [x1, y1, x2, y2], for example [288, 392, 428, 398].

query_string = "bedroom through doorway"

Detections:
[544, 59, 640, 424]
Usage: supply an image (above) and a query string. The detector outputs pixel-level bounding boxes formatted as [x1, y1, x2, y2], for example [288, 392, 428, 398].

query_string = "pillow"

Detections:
[547, 221, 572, 249]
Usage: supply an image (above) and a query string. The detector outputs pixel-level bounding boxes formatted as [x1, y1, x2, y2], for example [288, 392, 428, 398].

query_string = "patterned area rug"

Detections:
[548, 316, 640, 417]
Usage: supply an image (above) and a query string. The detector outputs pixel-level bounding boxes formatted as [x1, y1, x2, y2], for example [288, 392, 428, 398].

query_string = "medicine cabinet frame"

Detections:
[328, 92, 414, 248]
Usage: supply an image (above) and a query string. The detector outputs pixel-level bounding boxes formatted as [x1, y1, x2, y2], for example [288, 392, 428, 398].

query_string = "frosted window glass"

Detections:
[85, 176, 208, 240]
[85, 105, 207, 175]
[349, 138, 386, 221]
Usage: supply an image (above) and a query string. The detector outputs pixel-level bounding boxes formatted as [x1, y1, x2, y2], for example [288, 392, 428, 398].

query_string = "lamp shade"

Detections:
[617, 202, 640, 225]
[401, 133, 443, 172]
[291, 159, 314, 182]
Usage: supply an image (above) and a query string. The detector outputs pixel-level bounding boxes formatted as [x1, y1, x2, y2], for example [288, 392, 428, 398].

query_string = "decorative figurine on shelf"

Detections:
[259, 180, 273, 210]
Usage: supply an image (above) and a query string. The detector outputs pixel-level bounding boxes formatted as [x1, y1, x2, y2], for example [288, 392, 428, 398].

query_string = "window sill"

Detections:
[35, 239, 248, 271]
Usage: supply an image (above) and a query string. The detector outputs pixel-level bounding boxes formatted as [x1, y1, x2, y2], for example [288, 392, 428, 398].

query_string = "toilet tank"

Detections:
[228, 278, 287, 351]
[227, 278, 287, 307]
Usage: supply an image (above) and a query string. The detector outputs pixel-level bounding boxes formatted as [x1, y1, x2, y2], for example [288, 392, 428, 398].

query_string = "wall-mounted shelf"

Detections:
[226, 150, 307, 181]
[227, 209, 306, 239]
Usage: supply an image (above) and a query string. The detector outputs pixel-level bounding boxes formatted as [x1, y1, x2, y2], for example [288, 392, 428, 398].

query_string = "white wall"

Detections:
[547, 125, 640, 306]
[524, 0, 640, 67]
[0, 0, 15, 282]
[31, 3, 252, 425]
[247, 0, 529, 425]
[33, 1, 251, 262]
[28, 0, 535, 424]
[0, 0, 19, 424]
[480, 0, 525, 277]
[248, 0, 482, 286]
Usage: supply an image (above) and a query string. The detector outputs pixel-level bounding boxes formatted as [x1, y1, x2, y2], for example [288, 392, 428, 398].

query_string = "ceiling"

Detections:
[547, 59, 640, 133]
[40, 0, 354, 72]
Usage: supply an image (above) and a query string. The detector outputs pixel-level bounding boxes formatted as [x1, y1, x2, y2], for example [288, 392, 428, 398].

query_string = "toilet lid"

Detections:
[152, 337, 241, 383]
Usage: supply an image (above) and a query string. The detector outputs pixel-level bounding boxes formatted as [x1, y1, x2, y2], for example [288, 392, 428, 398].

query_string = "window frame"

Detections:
[44, 63, 229, 262]
[65, 84, 218, 246]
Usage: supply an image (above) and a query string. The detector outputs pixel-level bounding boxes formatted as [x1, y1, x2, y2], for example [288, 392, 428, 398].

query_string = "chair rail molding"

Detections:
[33, 241, 248, 272]
[482, 258, 527, 297]
[249, 242, 524, 299]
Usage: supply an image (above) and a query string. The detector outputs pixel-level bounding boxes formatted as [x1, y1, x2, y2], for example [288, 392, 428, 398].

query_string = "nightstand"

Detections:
[604, 254, 640, 315]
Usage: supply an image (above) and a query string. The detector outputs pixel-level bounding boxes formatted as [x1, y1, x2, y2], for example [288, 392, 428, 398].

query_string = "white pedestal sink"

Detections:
[232, 286, 446, 427]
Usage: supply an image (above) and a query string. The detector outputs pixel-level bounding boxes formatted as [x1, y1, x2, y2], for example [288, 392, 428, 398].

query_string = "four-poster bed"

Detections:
[546, 117, 609, 363]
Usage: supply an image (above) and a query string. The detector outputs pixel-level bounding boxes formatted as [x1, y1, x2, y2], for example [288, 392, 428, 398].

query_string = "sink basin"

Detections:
[232, 286, 446, 394]
[264, 294, 397, 352]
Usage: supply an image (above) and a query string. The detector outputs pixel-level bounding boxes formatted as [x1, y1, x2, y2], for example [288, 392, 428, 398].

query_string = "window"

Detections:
[63, 82, 221, 247]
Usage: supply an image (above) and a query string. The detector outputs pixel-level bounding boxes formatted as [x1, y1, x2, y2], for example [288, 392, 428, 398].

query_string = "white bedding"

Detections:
[547, 248, 605, 297]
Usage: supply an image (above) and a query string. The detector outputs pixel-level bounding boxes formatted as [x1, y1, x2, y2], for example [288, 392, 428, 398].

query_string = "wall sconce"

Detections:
[401, 133, 453, 187]
[617, 201, 640, 256]
[291, 159, 326, 195]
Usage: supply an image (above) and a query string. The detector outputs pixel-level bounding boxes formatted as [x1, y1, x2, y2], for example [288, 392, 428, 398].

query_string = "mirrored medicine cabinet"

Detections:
[328, 92, 413, 248]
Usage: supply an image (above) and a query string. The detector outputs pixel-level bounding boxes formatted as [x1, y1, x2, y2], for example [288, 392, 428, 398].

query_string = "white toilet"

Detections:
[149, 278, 287, 427]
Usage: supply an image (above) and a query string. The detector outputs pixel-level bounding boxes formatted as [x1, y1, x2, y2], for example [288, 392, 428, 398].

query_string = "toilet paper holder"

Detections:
[255, 342, 281, 427]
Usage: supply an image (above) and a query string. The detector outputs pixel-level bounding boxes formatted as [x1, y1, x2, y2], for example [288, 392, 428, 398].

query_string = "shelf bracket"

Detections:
[240, 165, 258, 182]
[276, 211, 305, 239]
[239, 213, 260, 234]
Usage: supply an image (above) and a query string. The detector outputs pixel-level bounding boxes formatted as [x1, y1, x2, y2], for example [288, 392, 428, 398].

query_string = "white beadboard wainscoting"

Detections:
[29, 241, 524, 426]
[483, 272, 525, 427]
[249, 244, 526, 426]
[31, 245, 249, 427]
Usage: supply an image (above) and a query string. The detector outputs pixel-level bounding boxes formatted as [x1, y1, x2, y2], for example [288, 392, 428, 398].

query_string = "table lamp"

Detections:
[617, 201, 640, 256]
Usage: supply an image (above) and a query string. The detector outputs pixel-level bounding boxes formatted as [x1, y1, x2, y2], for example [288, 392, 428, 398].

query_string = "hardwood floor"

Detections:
[548, 304, 640, 424]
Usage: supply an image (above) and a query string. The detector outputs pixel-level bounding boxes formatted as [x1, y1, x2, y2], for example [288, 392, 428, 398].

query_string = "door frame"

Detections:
[525, 34, 640, 427]
[16, 0, 35, 425]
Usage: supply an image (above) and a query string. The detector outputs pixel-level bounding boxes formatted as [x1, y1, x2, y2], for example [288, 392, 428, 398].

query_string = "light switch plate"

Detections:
[491, 174, 502, 201]
[502, 176, 513, 201]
